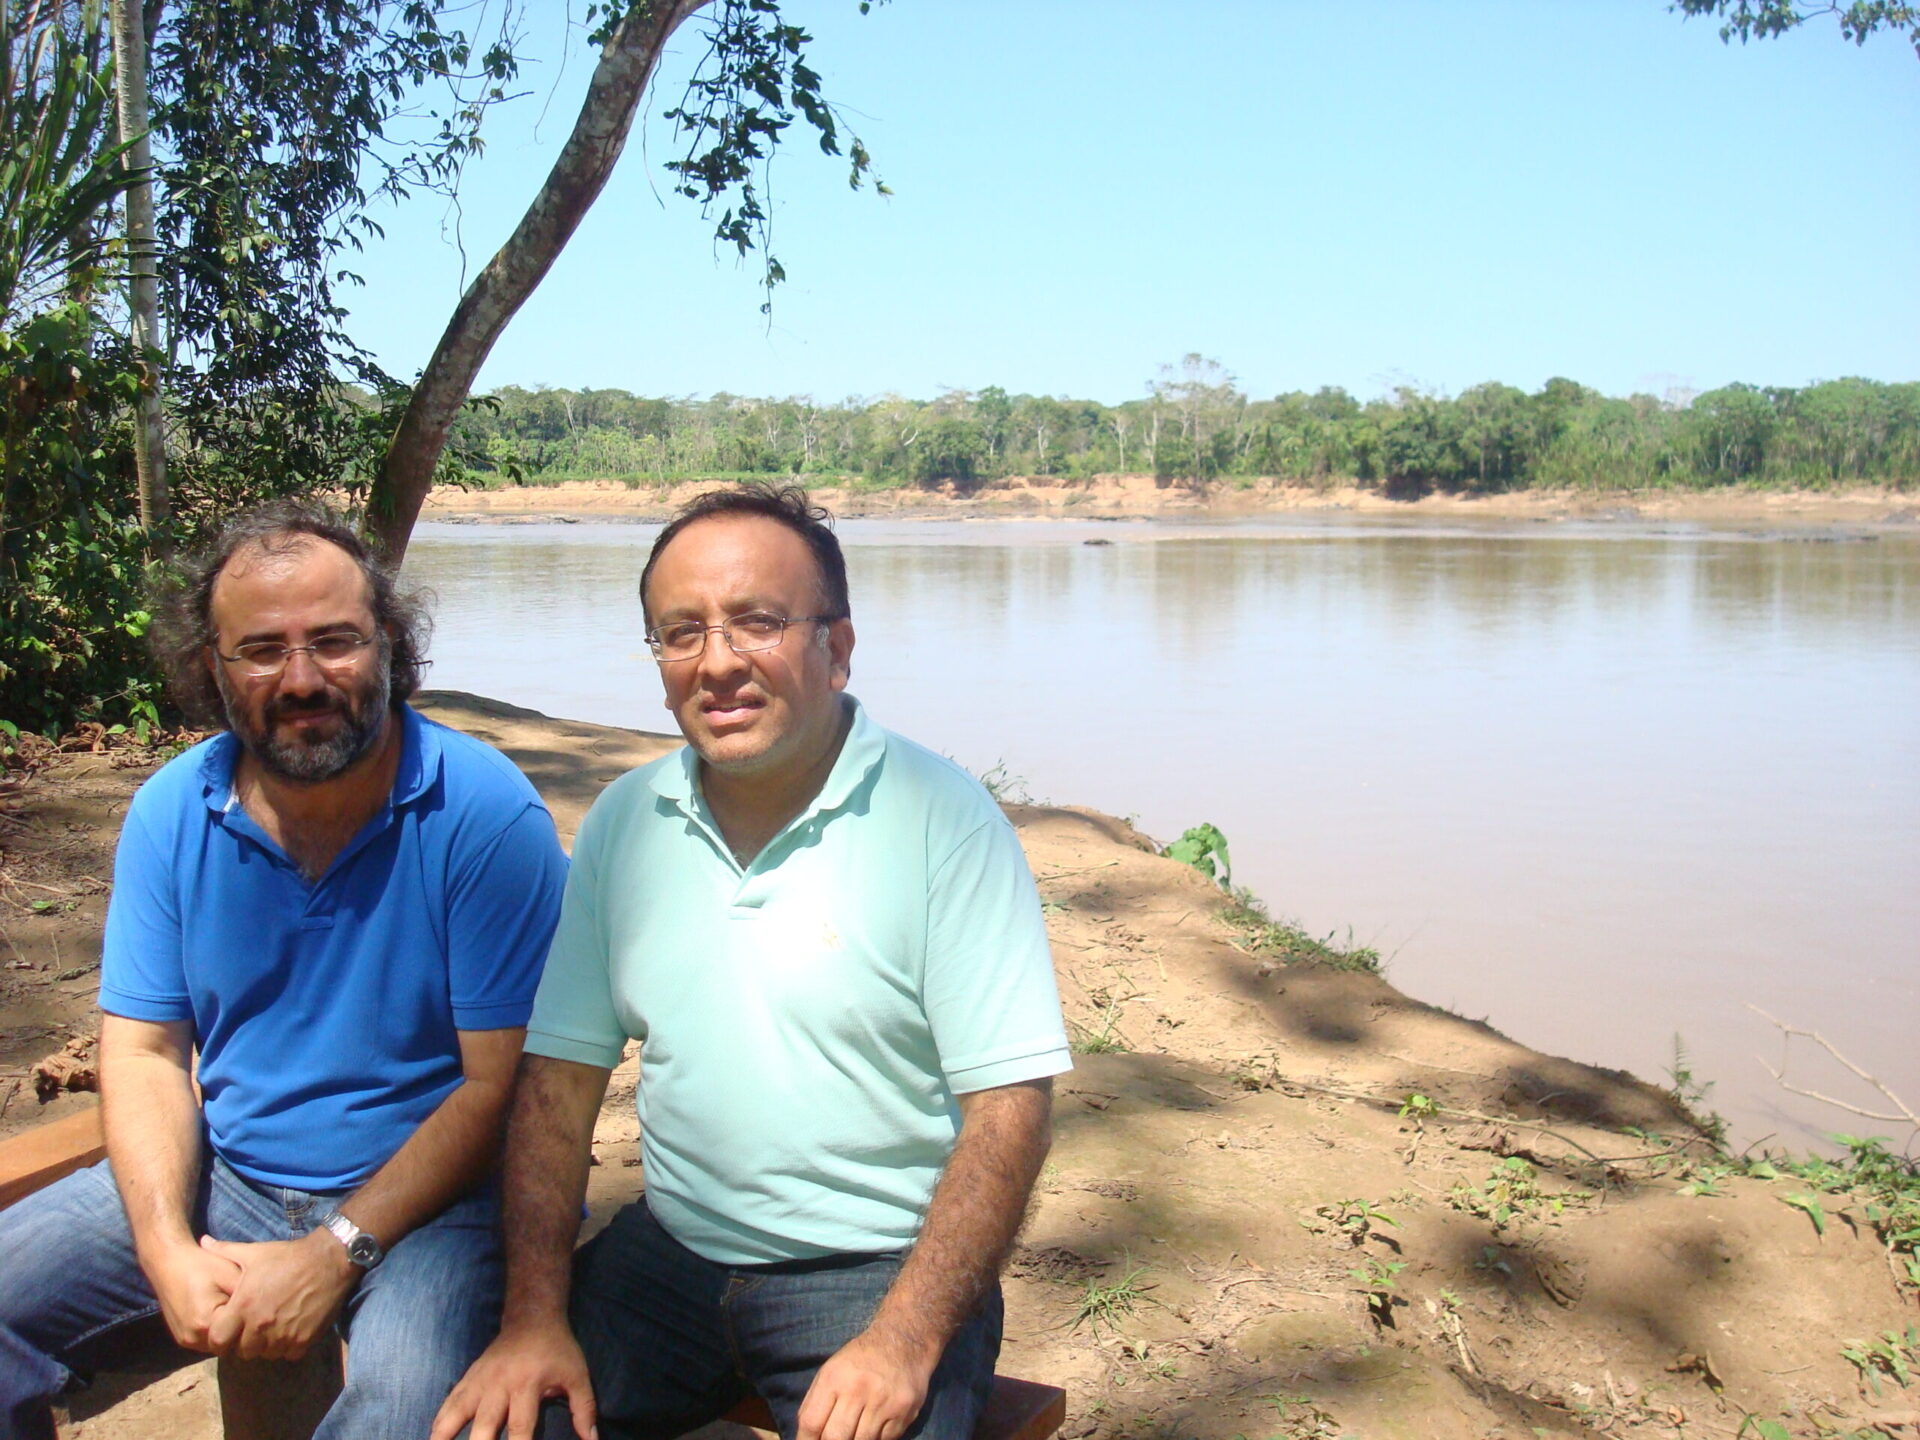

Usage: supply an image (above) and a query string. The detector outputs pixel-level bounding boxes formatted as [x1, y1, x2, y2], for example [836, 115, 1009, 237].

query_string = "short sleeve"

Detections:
[446, 804, 571, 1030]
[922, 814, 1072, 1094]
[99, 803, 192, 1021]
[523, 805, 630, 1069]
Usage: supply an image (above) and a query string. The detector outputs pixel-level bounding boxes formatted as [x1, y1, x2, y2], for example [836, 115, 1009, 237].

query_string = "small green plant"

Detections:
[1665, 1034, 1729, 1149]
[1736, 1417, 1792, 1440]
[970, 760, 1030, 805]
[1839, 1326, 1918, 1397]
[1347, 1255, 1406, 1323]
[1069, 1000, 1128, 1055]
[1449, 1157, 1588, 1230]
[1320, 1197, 1400, 1244]
[1221, 887, 1382, 974]
[1072, 1259, 1150, 1335]
[1398, 1092, 1438, 1120]
[1164, 822, 1232, 888]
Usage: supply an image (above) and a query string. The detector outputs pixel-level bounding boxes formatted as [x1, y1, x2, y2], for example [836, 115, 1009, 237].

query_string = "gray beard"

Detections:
[218, 655, 393, 786]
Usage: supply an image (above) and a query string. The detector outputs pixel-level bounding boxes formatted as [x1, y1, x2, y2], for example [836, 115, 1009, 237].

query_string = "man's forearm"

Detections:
[498, 1054, 609, 1325]
[100, 1016, 205, 1264]
[869, 1078, 1054, 1361]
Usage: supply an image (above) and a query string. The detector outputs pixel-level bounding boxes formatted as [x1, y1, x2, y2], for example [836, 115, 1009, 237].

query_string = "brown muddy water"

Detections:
[406, 515, 1920, 1151]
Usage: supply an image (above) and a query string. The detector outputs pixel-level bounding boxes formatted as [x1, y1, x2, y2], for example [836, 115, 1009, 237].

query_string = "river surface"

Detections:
[406, 515, 1920, 1150]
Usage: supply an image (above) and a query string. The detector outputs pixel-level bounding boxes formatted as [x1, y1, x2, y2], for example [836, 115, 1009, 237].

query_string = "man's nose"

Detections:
[277, 646, 330, 693]
[693, 625, 748, 679]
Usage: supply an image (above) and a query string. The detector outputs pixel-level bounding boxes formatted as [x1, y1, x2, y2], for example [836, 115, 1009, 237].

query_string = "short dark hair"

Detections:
[152, 499, 432, 727]
[639, 482, 850, 624]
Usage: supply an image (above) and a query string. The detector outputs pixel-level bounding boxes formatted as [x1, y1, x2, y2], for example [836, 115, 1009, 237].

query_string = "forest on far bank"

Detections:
[446, 361, 1920, 497]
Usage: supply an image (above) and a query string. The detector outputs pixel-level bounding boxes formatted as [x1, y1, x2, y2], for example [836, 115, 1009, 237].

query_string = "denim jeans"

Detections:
[0, 1155, 503, 1440]
[546, 1202, 1001, 1440]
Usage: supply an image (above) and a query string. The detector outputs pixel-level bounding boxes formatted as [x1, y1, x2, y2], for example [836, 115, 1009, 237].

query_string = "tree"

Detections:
[1673, 1, 1919, 56]
[370, 0, 882, 560]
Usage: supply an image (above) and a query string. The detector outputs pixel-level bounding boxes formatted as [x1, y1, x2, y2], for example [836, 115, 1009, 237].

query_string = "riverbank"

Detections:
[3, 694, 1914, 1439]
[421, 475, 1920, 531]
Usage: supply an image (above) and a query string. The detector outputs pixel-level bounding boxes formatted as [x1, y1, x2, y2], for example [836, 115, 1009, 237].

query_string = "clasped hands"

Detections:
[150, 1228, 357, 1361]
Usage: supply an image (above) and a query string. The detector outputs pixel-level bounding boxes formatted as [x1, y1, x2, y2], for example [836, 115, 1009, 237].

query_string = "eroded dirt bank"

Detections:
[419, 475, 1920, 531]
[3, 695, 1913, 1439]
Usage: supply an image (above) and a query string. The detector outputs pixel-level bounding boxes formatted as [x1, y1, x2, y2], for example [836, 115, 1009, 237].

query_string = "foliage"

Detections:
[0, 305, 163, 732]
[1673, 1, 1920, 57]
[1665, 1035, 1730, 1150]
[447, 372, 1920, 496]
[1759, 1134, 1920, 1287]
[1223, 887, 1382, 974]
[649, 0, 886, 312]
[1164, 822, 1231, 888]
[1447, 1156, 1591, 1230]
[1840, 1326, 1918, 1397]
[0, 11, 137, 325]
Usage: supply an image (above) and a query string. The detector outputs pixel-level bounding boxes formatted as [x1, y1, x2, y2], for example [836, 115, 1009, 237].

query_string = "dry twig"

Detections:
[1750, 1004, 1918, 1130]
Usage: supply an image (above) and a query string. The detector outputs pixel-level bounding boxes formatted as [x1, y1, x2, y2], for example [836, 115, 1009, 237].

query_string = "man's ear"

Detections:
[828, 617, 855, 691]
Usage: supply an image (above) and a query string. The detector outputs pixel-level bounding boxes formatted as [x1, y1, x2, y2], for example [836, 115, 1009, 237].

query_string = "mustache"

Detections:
[266, 693, 349, 723]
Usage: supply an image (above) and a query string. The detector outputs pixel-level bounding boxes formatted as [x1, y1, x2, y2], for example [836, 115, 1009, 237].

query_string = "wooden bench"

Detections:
[0, 1105, 1067, 1440]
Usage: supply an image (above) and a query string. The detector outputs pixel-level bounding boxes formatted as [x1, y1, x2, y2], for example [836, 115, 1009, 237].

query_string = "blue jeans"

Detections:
[0, 1155, 503, 1440]
[548, 1202, 1001, 1440]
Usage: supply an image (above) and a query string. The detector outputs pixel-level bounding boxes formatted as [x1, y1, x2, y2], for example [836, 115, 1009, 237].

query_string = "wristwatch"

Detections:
[319, 1210, 385, 1271]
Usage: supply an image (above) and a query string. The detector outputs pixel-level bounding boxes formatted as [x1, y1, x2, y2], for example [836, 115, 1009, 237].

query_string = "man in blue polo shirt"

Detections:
[436, 485, 1071, 1440]
[0, 502, 568, 1440]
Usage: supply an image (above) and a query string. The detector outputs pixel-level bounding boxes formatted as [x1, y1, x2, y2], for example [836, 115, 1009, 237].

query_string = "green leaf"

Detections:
[1783, 1193, 1827, 1237]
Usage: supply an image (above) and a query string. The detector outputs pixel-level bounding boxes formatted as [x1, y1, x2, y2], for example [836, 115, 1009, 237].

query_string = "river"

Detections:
[406, 514, 1920, 1150]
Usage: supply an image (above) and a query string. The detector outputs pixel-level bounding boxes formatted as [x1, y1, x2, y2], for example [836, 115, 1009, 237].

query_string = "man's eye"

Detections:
[732, 614, 783, 638]
[658, 624, 704, 647]
[235, 643, 288, 663]
[311, 635, 365, 659]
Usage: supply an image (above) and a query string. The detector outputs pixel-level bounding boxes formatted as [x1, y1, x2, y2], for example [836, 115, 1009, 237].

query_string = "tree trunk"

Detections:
[110, 0, 166, 529]
[369, 0, 711, 563]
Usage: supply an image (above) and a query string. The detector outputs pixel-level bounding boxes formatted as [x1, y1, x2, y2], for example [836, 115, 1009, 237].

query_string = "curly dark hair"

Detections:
[151, 500, 432, 727]
[638, 482, 849, 624]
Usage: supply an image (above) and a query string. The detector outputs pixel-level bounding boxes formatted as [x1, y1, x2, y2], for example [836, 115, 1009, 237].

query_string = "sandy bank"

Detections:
[421, 475, 1920, 532]
[2, 694, 1911, 1439]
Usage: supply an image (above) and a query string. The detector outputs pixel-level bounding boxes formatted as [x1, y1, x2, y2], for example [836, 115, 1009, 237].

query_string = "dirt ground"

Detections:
[3, 694, 1915, 1439]
[418, 474, 1920, 532]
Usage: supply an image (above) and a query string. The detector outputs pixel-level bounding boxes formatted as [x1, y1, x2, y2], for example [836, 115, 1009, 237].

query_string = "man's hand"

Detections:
[796, 1322, 940, 1440]
[199, 1230, 356, 1360]
[430, 1321, 598, 1440]
[144, 1239, 243, 1352]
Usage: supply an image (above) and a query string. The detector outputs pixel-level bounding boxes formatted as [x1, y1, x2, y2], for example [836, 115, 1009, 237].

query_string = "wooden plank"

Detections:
[0, 1105, 105, 1209]
[722, 1375, 1066, 1440]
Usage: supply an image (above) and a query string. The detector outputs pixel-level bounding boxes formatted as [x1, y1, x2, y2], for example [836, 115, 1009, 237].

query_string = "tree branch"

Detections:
[1748, 1004, 1919, 1130]
[370, 0, 712, 562]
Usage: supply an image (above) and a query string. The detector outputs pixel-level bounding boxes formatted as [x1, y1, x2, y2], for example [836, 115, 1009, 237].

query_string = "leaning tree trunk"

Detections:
[110, 0, 166, 528]
[369, 0, 711, 564]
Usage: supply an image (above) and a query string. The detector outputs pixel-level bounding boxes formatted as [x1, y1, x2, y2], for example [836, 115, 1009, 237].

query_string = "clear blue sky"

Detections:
[344, 1, 1919, 407]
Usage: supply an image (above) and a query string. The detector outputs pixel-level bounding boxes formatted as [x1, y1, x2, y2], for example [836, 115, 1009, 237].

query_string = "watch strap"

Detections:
[319, 1210, 385, 1270]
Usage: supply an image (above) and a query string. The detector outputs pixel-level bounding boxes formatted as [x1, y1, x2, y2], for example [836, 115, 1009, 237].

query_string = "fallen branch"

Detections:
[1749, 1004, 1918, 1130]
[1036, 860, 1122, 883]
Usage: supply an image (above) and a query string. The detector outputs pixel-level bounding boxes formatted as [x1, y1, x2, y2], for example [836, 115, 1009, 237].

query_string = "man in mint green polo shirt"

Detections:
[437, 485, 1071, 1440]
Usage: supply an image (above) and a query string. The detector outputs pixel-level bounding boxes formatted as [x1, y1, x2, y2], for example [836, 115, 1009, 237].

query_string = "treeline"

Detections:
[451, 364, 1920, 494]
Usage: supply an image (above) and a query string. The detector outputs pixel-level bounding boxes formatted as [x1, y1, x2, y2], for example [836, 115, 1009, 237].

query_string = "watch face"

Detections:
[347, 1233, 381, 1266]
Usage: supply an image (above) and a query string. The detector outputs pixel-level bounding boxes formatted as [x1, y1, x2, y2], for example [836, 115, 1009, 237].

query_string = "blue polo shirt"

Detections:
[99, 706, 568, 1191]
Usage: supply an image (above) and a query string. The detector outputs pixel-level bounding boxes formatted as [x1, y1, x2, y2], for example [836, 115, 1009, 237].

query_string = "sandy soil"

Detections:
[419, 475, 1920, 531]
[3, 695, 1915, 1439]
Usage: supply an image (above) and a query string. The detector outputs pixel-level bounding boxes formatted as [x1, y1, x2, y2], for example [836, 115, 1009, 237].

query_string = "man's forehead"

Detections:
[210, 534, 373, 619]
[648, 514, 821, 605]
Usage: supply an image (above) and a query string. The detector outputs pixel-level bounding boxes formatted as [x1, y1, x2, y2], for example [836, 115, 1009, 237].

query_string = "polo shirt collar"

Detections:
[648, 694, 885, 827]
[195, 703, 439, 813]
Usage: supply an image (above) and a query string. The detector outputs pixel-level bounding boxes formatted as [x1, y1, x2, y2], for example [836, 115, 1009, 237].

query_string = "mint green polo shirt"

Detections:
[525, 697, 1071, 1264]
